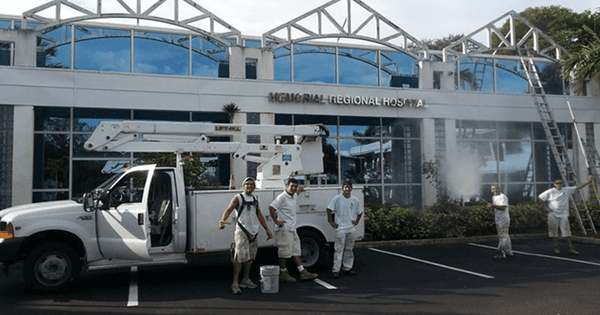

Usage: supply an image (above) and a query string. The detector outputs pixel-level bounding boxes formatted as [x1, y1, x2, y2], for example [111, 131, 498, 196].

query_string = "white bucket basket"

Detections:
[260, 265, 280, 293]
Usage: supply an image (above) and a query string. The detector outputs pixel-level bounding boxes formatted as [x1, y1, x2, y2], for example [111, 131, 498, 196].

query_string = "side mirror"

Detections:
[83, 192, 95, 212]
[93, 188, 109, 210]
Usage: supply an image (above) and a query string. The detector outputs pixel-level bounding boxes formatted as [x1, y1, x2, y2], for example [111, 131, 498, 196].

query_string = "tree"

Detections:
[562, 25, 600, 85]
[494, 6, 600, 88]
[421, 34, 464, 51]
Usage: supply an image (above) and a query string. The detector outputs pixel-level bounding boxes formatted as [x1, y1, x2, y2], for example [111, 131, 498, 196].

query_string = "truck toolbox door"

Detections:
[96, 165, 155, 261]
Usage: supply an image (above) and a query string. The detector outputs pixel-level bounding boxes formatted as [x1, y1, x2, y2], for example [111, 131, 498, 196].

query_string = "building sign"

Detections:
[268, 92, 426, 108]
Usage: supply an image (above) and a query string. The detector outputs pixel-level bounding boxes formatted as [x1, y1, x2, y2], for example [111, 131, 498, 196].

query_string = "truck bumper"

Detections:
[0, 237, 25, 264]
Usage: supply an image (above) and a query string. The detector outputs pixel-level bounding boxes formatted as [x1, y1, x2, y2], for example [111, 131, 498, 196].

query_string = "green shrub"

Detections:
[365, 201, 553, 241]
[364, 204, 429, 240]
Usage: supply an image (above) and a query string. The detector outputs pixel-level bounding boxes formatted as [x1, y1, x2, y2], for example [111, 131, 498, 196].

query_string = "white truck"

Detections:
[0, 121, 364, 291]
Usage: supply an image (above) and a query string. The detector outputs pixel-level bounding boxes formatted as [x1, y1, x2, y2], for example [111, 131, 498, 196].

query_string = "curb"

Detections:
[355, 233, 600, 248]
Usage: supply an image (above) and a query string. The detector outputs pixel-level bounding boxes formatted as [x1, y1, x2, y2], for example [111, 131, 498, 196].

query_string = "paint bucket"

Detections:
[260, 265, 280, 293]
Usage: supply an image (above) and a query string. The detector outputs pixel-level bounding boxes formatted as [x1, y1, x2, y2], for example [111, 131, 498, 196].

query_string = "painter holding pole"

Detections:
[487, 185, 513, 259]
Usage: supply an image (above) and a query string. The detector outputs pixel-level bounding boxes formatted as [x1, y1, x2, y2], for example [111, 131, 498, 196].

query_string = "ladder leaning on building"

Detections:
[518, 48, 597, 235]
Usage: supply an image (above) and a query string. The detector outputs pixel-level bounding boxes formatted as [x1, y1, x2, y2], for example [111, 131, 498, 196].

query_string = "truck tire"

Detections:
[298, 229, 327, 270]
[23, 242, 82, 292]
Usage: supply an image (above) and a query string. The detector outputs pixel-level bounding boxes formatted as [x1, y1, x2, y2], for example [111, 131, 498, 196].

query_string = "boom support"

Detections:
[84, 121, 328, 188]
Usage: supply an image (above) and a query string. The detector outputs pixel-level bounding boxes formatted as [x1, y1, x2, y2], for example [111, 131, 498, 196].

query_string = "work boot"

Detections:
[299, 269, 318, 281]
[239, 279, 257, 289]
[551, 238, 560, 254]
[230, 282, 242, 294]
[566, 238, 580, 256]
[279, 269, 297, 283]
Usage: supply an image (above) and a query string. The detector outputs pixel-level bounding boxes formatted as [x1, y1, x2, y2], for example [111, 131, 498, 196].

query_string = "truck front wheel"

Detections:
[24, 242, 82, 292]
[298, 229, 327, 270]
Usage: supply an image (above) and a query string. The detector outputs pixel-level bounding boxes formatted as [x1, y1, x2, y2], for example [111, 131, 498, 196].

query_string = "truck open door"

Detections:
[96, 165, 156, 261]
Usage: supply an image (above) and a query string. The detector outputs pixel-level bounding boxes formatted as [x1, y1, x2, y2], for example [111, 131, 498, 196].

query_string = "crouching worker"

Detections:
[219, 177, 273, 294]
[327, 182, 363, 278]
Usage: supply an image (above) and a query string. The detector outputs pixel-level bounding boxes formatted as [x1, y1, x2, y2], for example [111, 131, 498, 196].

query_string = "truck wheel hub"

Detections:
[38, 255, 68, 280]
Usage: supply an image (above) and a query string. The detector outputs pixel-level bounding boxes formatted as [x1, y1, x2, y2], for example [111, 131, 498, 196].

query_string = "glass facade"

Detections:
[32, 107, 229, 202]
[274, 43, 420, 88]
[0, 15, 565, 96]
[456, 120, 568, 203]
[276, 114, 422, 207]
[457, 57, 566, 95]
[34, 23, 229, 78]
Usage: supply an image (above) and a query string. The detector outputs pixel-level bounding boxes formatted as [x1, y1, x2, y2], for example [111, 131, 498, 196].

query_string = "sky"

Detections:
[3, 0, 600, 41]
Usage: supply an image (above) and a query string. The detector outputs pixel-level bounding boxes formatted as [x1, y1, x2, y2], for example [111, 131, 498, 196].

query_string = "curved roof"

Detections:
[442, 10, 568, 62]
[21, 0, 240, 47]
[261, 0, 428, 60]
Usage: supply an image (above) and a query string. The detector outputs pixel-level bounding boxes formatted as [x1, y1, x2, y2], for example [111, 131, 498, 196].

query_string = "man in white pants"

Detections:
[538, 175, 593, 255]
[326, 182, 363, 279]
[488, 185, 512, 259]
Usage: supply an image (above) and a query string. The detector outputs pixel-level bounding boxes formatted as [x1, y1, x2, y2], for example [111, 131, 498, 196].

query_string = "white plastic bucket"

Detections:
[260, 265, 280, 293]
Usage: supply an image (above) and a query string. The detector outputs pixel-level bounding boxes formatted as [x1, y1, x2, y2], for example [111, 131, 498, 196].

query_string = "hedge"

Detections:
[364, 201, 600, 241]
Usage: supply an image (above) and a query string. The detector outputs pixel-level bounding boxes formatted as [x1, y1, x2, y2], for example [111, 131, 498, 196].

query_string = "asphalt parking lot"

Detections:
[2, 234, 600, 315]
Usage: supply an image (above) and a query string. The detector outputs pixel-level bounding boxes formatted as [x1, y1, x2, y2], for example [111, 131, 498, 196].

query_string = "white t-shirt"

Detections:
[538, 187, 576, 218]
[492, 193, 510, 224]
[235, 193, 259, 235]
[269, 191, 297, 231]
[327, 194, 362, 232]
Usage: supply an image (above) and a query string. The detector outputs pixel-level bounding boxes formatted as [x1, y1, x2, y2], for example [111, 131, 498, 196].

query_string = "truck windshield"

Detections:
[94, 172, 124, 191]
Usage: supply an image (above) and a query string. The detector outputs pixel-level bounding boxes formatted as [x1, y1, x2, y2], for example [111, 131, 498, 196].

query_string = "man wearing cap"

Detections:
[219, 177, 272, 294]
[538, 175, 593, 255]
[269, 178, 318, 283]
[326, 182, 363, 279]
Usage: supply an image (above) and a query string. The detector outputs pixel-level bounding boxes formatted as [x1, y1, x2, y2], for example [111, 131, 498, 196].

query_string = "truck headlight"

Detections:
[0, 222, 14, 239]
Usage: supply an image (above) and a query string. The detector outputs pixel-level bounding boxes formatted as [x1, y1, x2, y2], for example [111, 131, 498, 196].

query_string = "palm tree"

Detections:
[562, 25, 600, 93]
[222, 102, 240, 123]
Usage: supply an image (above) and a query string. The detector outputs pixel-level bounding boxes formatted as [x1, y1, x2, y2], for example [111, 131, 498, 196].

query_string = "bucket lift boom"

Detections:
[84, 121, 328, 188]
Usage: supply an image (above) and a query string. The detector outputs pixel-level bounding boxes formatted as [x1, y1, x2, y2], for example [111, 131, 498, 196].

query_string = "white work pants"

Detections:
[496, 220, 512, 255]
[332, 230, 356, 273]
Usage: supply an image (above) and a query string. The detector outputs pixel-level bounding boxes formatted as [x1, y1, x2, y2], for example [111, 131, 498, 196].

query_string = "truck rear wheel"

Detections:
[298, 229, 326, 270]
[23, 242, 81, 292]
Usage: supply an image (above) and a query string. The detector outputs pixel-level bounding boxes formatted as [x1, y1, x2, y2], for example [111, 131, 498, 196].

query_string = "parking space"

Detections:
[2, 236, 600, 314]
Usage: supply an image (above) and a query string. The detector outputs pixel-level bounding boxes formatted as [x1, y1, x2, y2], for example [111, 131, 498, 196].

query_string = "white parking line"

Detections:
[314, 278, 337, 290]
[369, 247, 495, 279]
[127, 266, 138, 307]
[468, 243, 600, 267]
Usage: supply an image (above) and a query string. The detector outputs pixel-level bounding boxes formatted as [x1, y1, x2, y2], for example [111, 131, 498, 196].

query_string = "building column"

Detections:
[12, 106, 34, 206]
[422, 118, 436, 206]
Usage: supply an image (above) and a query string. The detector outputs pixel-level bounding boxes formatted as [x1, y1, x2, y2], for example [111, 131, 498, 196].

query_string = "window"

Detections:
[277, 114, 422, 206]
[339, 48, 378, 86]
[134, 32, 189, 75]
[37, 25, 71, 69]
[293, 44, 335, 84]
[246, 58, 257, 79]
[0, 42, 13, 66]
[75, 27, 130, 72]
[273, 46, 291, 82]
[456, 120, 567, 203]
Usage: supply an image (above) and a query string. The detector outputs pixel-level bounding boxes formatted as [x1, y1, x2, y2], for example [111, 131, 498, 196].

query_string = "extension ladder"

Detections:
[518, 49, 597, 235]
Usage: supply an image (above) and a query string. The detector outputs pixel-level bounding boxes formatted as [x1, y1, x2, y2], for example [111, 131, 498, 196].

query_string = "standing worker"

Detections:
[269, 178, 318, 283]
[326, 182, 363, 278]
[219, 177, 273, 294]
[488, 185, 512, 259]
[537, 175, 593, 255]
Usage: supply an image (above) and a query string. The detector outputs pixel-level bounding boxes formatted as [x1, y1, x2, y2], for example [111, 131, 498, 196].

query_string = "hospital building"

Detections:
[1, 0, 599, 211]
